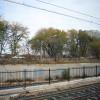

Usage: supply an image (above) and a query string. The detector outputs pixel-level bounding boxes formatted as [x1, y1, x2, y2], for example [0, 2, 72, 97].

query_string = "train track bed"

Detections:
[10, 82, 100, 100]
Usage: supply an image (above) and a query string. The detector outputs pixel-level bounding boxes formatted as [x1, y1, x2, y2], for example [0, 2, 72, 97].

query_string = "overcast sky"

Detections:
[0, 0, 100, 37]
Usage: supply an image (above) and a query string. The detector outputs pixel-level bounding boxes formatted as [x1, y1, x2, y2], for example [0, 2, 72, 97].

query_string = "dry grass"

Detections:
[0, 57, 100, 65]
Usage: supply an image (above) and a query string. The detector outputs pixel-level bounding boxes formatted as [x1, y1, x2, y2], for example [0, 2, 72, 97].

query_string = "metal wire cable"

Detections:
[35, 0, 100, 20]
[3, 0, 100, 26]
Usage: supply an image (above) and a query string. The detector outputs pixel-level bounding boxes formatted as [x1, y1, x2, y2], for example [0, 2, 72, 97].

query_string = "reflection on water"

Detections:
[0, 66, 100, 82]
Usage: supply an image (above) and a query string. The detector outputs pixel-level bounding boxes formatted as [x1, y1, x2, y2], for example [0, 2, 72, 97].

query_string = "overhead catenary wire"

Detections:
[3, 0, 100, 26]
[35, 0, 100, 20]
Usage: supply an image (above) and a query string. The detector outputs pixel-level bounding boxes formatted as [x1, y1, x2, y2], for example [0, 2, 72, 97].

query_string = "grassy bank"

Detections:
[0, 58, 100, 65]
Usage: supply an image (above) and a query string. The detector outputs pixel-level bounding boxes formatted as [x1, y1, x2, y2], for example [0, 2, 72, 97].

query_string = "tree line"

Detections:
[30, 28, 100, 60]
[0, 18, 28, 57]
[0, 18, 100, 64]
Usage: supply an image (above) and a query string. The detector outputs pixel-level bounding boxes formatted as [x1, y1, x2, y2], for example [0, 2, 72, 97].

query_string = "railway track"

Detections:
[11, 83, 100, 100]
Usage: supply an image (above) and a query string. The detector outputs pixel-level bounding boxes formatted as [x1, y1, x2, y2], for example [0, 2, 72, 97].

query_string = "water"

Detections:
[0, 63, 100, 83]
[0, 63, 100, 70]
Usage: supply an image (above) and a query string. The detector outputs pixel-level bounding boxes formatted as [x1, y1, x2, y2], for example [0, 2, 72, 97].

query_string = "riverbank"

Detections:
[0, 63, 100, 71]
[0, 58, 100, 65]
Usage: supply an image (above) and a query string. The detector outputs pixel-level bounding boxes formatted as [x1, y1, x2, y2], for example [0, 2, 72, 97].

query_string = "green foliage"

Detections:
[68, 29, 78, 57]
[30, 28, 67, 60]
[90, 39, 100, 58]
[29, 28, 100, 61]
[78, 30, 91, 57]
[9, 23, 28, 56]
[1, 17, 100, 63]
[0, 20, 8, 56]
[0, 18, 29, 58]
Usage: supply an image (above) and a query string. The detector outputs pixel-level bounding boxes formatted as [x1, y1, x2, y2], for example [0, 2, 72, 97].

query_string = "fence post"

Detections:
[96, 66, 98, 77]
[49, 68, 51, 84]
[24, 69, 27, 88]
[68, 68, 70, 81]
[82, 67, 85, 79]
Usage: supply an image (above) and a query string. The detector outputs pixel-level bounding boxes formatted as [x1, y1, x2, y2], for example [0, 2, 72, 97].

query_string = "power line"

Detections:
[35, 0, 100, 20]
[3, 0, 100, 26]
